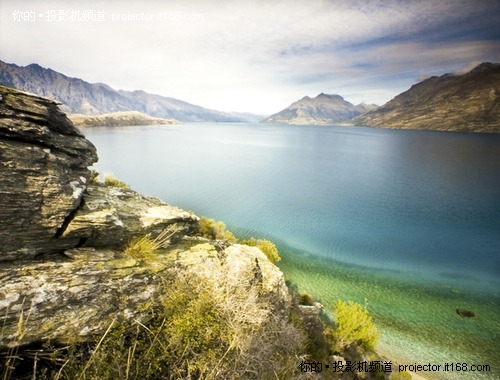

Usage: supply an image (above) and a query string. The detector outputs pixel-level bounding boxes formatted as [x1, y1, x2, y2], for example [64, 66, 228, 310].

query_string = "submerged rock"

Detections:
[456, 308, 476, 318]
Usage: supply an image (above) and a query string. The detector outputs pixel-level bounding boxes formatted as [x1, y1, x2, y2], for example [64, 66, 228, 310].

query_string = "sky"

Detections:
[1, 0, 500, 114]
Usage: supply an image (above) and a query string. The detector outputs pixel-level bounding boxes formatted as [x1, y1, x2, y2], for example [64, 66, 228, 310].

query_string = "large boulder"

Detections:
[0, 85, 98, 261]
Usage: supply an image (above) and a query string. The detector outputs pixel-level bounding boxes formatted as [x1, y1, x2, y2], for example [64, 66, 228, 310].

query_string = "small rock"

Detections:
[456, 308, 476, 318]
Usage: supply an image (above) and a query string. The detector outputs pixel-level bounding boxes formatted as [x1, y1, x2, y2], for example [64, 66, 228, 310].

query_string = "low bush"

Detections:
[390, 371, 412, 380]
[298, 290, 315, 306]
[48, 261, 304, 379]
[241, 238, 281, 263]
[332, 299, 380, 352]
[88, 170, 100, 184]
[197, 217, 237, 243]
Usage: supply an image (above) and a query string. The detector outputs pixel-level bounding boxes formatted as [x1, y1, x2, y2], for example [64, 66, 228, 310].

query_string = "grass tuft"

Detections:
[124, 226, 177, 262]
[103, 173, 128, 188]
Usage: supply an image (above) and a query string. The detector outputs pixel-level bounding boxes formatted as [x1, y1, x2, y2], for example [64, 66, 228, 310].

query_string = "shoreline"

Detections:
[277, 248, 500, 380]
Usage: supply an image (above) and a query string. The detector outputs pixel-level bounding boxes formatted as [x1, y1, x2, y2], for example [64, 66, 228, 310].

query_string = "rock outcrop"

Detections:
[0, 85, 291, 354]
[262, 93, 376, 125]
[59, 184, 198, 249]
[353, 62, 500, 133]
[0, 85, 98, 261]
[0, 240, 288, 348]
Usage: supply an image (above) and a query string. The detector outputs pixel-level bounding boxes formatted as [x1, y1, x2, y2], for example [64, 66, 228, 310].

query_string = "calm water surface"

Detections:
[85, 123, 500, 379]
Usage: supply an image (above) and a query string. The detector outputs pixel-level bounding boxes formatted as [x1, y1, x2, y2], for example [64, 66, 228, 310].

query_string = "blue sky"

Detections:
[1, 0, 500, 113]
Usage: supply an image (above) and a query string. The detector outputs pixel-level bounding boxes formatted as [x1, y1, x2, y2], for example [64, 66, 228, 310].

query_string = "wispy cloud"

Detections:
[1, 0, 499, 113]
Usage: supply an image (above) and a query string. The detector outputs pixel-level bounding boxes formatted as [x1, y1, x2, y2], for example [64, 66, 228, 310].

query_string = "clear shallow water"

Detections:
[84, 123, 500, 379]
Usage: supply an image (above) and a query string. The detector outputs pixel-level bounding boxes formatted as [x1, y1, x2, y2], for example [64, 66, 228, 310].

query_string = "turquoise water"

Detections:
[84, 123, 500, 379]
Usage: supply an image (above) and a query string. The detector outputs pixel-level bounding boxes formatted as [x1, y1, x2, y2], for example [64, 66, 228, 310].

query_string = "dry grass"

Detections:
[124, 226, 177, 263]
[103, 173, 128, 188]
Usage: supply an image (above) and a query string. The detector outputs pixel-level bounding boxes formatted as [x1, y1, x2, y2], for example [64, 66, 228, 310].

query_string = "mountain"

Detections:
[353, 62, 500, 133]
[0, 60, 248, 122]
[261, 93, 377, 125]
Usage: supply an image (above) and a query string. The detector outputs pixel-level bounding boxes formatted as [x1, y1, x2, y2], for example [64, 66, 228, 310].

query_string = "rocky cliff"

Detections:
[262, 93, 376, 125]
[353, 62, 500, 132]
[0, 85, 98, 261]
[0, 85, 291, 354]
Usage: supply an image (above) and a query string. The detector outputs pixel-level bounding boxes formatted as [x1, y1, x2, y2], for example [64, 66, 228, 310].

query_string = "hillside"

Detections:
[69, 111, 179, 127]
[0, 60, 247, 122]
[352, 62, 500, 132]
[262, 93, 376, 125]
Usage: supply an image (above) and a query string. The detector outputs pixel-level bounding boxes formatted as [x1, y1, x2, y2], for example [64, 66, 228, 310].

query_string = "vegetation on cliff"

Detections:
[2, 214, 384, 380]
[1, 86, 385, 379]
[198, 217, 281, 263]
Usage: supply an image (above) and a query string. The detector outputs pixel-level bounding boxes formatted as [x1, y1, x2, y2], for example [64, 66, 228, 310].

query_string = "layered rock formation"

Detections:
[0, 85, 290, 352]
[262, 93, 376, 125]
[0, 85, 98, 261]
[353, 62, 500, 132]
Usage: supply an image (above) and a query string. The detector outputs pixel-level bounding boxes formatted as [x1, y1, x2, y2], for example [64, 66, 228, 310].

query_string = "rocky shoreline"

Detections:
[69, 111, 179, 127]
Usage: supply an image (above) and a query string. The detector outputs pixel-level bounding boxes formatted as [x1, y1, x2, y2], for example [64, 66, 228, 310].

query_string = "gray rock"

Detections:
[60, 184, 199, 248]
[0, 85, 98, 261]
[0, 241, 290, 348]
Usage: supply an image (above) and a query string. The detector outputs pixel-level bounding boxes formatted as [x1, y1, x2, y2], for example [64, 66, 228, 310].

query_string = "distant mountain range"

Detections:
[2, 60, 498, 131]
[0, 60, 258, 122]
[353, 62, 500, 133]
[262, 93, 376, 125]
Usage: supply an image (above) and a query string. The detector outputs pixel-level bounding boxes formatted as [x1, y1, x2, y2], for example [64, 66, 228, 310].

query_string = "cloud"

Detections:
[1, 0, 499, 113]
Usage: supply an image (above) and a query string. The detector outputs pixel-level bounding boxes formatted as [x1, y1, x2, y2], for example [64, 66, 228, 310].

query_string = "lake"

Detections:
[84, 123, 500, 379]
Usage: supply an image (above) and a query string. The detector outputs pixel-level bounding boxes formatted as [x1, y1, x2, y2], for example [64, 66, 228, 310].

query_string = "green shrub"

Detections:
[197, 217, 237, 243]
[241, 238, 281, 263]
[333, 299, 380, 352]
[103, 173, 128, 188]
